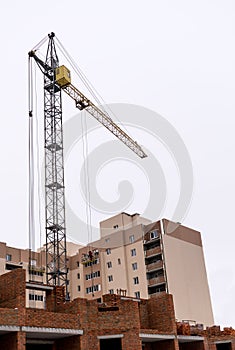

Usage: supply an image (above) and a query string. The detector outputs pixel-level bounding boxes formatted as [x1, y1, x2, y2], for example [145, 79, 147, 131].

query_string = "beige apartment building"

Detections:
[0, 212, 214, 327]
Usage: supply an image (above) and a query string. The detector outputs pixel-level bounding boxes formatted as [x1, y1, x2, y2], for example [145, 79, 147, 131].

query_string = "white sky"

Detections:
[0, 0, 234, 327]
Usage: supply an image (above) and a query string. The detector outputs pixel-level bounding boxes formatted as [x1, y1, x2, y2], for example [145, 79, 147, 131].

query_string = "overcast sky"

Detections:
[0, 0, 234, 327]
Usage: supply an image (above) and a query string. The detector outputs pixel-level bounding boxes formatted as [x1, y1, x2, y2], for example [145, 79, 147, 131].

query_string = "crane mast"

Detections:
[29, 32, 147, 297]
[41, 33, 68, 296]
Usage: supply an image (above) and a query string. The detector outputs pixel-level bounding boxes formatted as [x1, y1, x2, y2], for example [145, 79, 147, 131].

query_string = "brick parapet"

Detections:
[206, 326, 235, 350]
[0, 269, 26, 309]
[25, 308, 79, 329]
[177, 323, 235, 350]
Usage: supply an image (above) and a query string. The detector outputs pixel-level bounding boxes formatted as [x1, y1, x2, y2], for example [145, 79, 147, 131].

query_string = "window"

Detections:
[77, 285, 81, 292]
[106, 248, 111, 255]
[77, 273, 80, 279]
[28, 269, 43, 277]
[132, 262, 138, 270]
[85, 271, 100, 280]
[135, 291, 140, 299]
[131, 248, 136, 257]
[107, 261, 112, 268]
[105, 238, 110, 243]
[29, 294, 43, 302]
[133, 277, 139, 285]
[84, 258, 99, 267]
[77, 261, 80, 267]
[6, 254, 12, 262]
[150, 230, 159, 240]
[118, 258, 121, 265]
[113, 224, 119, 229]
[129, 235, 134, 243]
[86, 284, 101, 294]
[108, 275, 113, 282]
[109, 289, 114, 294]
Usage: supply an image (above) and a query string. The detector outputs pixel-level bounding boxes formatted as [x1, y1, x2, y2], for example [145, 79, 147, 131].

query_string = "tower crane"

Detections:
[28, 32, 147, 300]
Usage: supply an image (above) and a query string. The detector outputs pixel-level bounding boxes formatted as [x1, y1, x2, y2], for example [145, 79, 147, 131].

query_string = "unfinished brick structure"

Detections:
[0, 269, 234, 350]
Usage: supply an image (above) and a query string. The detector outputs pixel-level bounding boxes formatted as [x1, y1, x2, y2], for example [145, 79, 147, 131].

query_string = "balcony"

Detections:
[143, 237, 160, 246]
[145, 246, 161, 258]
[146, 260, 163, 272]
[148, 275, 165, 286]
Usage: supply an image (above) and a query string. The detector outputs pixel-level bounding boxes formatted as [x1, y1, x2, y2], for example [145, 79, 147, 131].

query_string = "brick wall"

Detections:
[0, 308, 19, 325]
[25, 308, 79, 329]
[0, 269, 25, 308]
[177, 324, 235, 350]
[140, 293, 177, 333]
[0, 269, 235, 350]
[46, 286, 65, 312]
[76, 294, 142, 350]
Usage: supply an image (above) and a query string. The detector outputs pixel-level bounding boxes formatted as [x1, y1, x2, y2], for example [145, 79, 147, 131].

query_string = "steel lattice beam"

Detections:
[62, 84, 147, 159]
[43, 34, 68, 298]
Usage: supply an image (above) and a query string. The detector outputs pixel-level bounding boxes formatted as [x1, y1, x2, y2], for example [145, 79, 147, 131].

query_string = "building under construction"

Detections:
[0, 32, 234, 349]
[0, 213, 234, 349]
[0, 262, 234, 349]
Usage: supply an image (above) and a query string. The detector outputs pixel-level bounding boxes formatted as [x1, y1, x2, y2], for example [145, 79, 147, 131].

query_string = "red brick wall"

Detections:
[0, 308, 19, 325]
[25, 308, 79, 329]
[77, 295, 142, 350]
[17, 332, 26, 350]
[0, 269, 25, 308]
[46, 286, 65, 312]
[140, 293, 177, 333]
[122, 331, 142, 349]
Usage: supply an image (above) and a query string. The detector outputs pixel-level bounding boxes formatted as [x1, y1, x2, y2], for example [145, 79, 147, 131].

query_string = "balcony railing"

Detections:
[148, 275, 165, 286]
[145, 246, 161, 258]
[146, 260, 163, 272]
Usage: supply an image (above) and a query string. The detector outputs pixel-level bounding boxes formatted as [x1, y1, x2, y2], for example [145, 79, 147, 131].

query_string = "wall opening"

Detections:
[179, 341, 205, 350]
[100, 338, 122, 350]
[216, 343, 232, 350]
[26, 344, 53, 350]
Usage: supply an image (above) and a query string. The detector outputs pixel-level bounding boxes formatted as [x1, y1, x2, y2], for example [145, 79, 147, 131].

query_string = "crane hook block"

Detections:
[56, 65, 71, 87]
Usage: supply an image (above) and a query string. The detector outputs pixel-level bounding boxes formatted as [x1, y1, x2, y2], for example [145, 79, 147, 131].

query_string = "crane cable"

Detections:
[28, 57, 44, 282]
[81, 110, 95, 297]
[28, 57, 35, 282]
[81, 110, 93, 244]
[32, 35, 48, 51]
[33, 61, 43, 269]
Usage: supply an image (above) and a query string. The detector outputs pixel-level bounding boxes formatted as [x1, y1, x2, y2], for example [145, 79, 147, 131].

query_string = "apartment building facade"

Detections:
[0, 212, 214, 327]
[68, 213, 214, 327]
